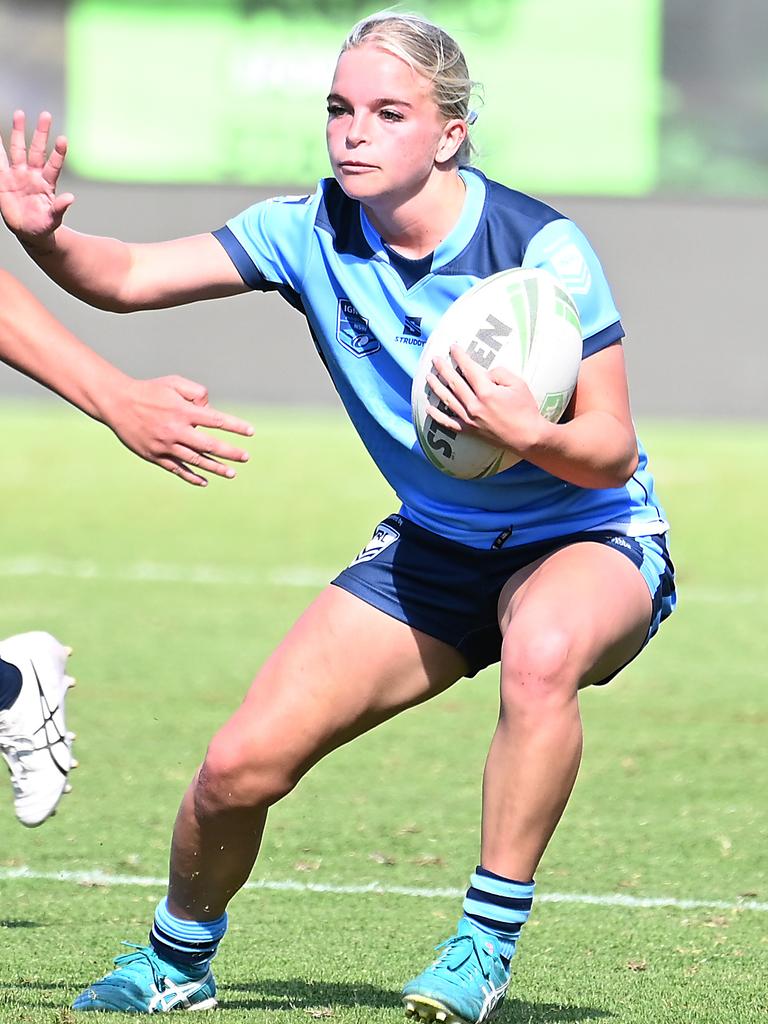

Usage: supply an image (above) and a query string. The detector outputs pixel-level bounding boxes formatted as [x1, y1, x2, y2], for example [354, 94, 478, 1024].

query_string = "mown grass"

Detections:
[1, 406, 765, 1023]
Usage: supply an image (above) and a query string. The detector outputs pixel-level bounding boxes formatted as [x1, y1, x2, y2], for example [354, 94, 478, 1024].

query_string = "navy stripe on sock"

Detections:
[466, 913, 523, 938]
[466, 886, 533, 912]
[151, 923, 219, 953]
[150, 932, 215, 968]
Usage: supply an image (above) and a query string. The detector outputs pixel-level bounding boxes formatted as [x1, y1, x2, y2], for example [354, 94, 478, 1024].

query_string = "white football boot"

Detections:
[0, 632, 77, 827]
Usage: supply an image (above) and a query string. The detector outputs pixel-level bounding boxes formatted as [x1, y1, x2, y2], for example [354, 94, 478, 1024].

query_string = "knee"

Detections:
[500, 627, 578, 711]
[194, 730, 297, 818]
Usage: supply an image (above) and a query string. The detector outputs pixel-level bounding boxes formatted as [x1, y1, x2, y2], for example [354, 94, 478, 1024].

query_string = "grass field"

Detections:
[1, 404, 766, 1024]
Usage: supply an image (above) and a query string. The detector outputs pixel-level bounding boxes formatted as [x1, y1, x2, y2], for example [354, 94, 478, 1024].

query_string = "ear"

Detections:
[435, 118, 467, 166]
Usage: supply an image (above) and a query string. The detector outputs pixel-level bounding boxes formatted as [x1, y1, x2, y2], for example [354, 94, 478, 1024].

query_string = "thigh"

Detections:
[215, 584, 468, 772]
[498, 541, 653, 689]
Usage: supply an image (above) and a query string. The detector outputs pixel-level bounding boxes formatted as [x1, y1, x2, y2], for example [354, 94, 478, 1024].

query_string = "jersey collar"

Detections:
[357, 167, 487, 273]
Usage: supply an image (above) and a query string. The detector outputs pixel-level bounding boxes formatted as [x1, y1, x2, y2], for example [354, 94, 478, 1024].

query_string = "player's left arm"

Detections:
[499, 339, 638, 487]
[0, 270, 254, 485]
[468, 213, 638, 487]
[428, 339, 638, 489]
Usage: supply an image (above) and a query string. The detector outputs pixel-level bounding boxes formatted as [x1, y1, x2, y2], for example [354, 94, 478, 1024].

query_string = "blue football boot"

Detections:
[402, 919, 510, 1024]
[72, 943, 217, 1013]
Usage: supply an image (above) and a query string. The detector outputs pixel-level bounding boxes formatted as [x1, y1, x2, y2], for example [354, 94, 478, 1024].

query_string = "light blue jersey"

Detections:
[214, 168, 667, 549]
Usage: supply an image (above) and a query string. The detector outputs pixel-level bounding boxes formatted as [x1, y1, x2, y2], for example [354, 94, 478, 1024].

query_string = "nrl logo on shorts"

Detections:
[336, 299, 380, 357]
[349, 522, 400, 566]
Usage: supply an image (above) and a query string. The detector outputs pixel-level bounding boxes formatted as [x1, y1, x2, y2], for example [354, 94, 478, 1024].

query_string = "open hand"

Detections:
[106, 375, 254, 486]
[0, 111, 74, 247]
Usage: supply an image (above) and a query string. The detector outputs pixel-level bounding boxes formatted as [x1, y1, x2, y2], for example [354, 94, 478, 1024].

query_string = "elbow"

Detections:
[583, 437, 638, 489]
[92, 297, 135, 314]
[95, 254, 151, 312]
[606, 442, 639, 488]
[112, 300, 145, 315]
[91, 288, 146, 314]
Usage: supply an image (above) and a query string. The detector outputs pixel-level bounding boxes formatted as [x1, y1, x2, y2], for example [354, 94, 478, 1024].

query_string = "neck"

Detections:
[363, 167, 466, 259]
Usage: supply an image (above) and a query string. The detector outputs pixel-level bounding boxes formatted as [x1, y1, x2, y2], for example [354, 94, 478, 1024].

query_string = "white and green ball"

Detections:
[411, 267, 582, 479]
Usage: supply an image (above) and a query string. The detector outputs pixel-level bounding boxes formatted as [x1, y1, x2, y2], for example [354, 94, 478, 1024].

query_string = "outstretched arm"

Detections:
[0, 112, 247, 312]
[0, 270, 254, 486]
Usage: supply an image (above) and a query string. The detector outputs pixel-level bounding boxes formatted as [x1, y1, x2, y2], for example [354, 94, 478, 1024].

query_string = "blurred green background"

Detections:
[65, 0, 661, 194]
[2, 0, 767, 196]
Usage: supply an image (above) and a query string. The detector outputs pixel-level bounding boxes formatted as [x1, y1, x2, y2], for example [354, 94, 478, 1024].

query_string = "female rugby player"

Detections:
[1, 12, 675, 1020]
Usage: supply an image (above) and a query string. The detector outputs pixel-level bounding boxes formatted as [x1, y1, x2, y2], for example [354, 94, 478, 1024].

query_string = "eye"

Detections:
[379, 108, 403, 122]
[326, 103, 349, 118]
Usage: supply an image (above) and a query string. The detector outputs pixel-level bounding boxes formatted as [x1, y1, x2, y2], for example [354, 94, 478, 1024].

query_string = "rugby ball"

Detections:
[412, 267, 582, 479]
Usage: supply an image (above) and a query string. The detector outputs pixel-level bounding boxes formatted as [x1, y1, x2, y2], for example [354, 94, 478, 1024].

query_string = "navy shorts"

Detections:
[332, 513, 676, 680]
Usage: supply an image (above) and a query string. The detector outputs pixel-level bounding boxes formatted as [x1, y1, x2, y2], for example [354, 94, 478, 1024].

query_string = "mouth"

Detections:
[338, 161, 377, 172]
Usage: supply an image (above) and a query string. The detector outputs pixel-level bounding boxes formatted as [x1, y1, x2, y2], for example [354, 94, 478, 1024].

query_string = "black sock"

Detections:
[0, 658, 23, 711]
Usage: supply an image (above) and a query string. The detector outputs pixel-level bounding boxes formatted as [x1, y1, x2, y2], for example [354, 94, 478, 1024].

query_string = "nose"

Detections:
[345, 111, 368, 148]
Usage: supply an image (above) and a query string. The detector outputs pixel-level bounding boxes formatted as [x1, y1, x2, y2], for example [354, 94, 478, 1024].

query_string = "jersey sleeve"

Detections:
[212, 188, 320, 295]
[521, 219, 624, 357]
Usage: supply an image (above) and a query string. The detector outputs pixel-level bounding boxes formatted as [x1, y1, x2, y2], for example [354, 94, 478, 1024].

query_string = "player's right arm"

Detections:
[0, 111, 248, 312]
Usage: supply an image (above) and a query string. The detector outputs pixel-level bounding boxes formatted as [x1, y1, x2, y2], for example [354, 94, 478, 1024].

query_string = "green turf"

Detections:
[1, 405, 766, 1023]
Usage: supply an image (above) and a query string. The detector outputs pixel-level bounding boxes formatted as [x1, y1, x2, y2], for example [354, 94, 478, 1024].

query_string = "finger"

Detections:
[450, 344, 490, 393]
[52, 192, 75, 218]
[28, 111, 52, 169]
[425, 401, 463, 433]
[184, 431, 250, 463]
[0, 132, 9, 172]
[42, 134, 68, 187]
[9, 110, 27, 167]
[159, 377, 254, 435]
[170, 445, 237, 479]
[426, 369, 468, 421]
[165, 375, 209, 404]
[433, 352, 476, 409]
[155, 455, 207, 487]
[190, 405, 255, 438]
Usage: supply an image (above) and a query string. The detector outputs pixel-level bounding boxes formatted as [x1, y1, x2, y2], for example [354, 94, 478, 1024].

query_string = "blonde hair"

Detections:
[341, 10, 478, 165]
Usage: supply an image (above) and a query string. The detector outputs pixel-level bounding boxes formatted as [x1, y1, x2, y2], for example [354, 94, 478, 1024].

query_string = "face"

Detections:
[326, 43, 463, 207]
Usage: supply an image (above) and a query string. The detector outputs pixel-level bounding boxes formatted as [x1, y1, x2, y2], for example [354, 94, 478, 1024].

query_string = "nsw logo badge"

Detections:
[336, 299, 380, 357]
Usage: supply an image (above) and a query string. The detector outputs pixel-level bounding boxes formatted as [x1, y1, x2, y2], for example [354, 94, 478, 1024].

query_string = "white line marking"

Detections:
[1, 556, 765, 604]
[0, 557, 332, 589]
[0, 867, 766, 913]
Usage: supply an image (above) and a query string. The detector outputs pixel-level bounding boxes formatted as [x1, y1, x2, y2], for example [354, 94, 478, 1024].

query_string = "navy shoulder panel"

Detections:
[442, 175, 566, 278]
[315, 178, 374, 260]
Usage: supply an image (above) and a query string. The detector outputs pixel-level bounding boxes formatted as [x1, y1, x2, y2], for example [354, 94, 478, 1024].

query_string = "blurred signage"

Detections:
[67, 0, 661, 194]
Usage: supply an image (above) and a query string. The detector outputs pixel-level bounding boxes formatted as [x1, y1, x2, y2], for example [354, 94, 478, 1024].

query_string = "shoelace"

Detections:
[114, 943, 168, 992]
[433, 931, 496, 983]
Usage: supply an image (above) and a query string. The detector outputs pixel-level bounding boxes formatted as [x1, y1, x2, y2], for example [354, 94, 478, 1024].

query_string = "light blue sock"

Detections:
[149, 897, 228, 970]
[462, 865, 535, 964]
